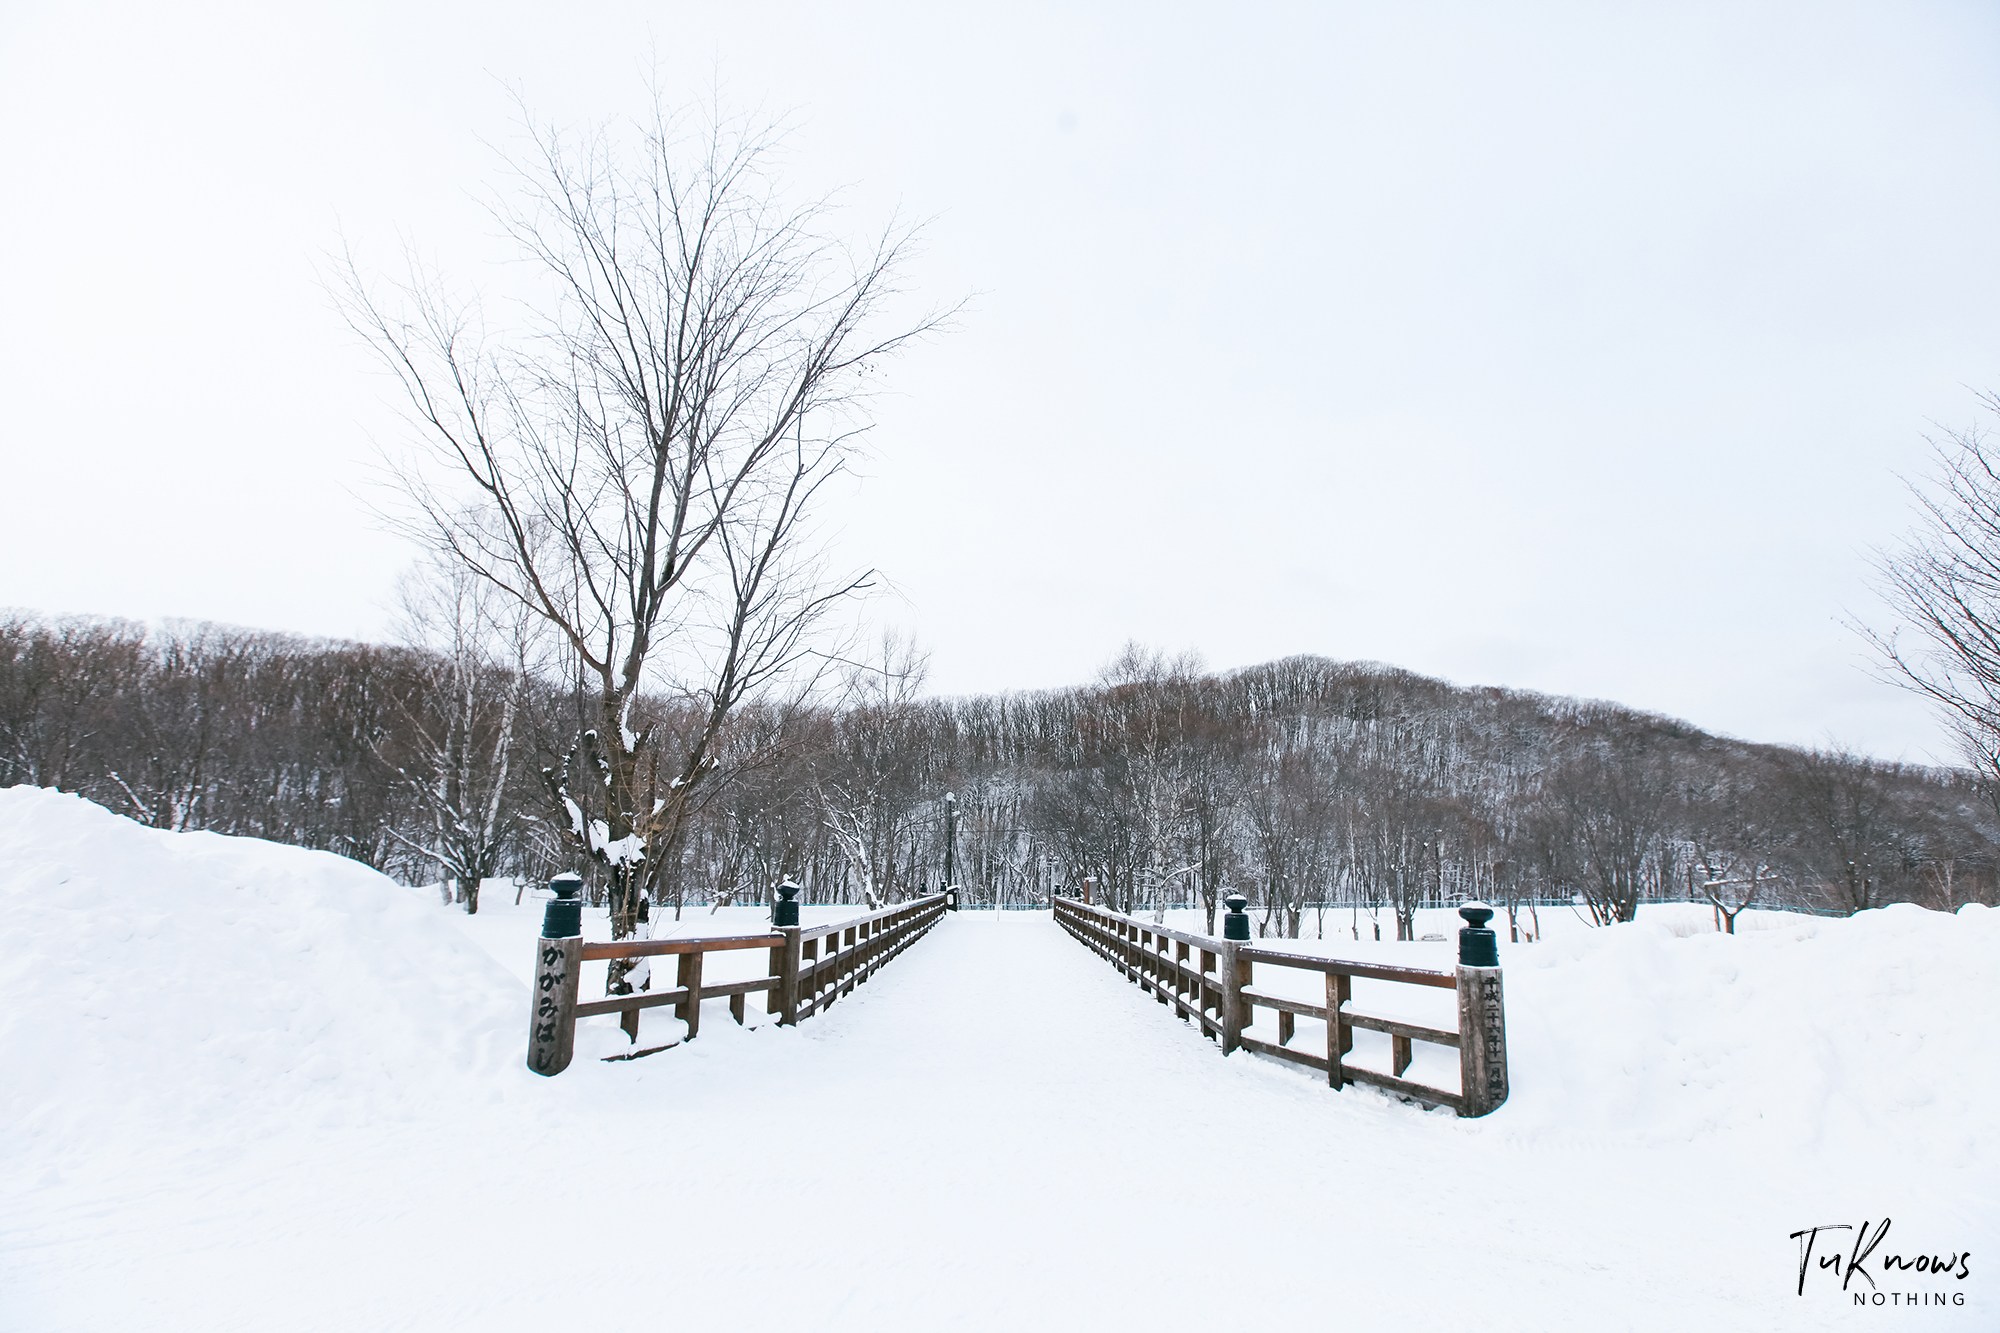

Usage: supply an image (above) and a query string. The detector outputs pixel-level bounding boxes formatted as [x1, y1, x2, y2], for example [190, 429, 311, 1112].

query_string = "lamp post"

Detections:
[943, 791, 959, 908]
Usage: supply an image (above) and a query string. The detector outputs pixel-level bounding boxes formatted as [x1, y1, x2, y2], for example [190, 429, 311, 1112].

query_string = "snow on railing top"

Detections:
[1052, 896, 1509, 1118]
[527, 892, 948, 1075]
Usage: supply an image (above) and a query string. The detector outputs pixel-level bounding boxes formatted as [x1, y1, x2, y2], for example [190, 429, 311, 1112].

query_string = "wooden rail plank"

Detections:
[572, 976, 774, 1018]
[1240, 988, 1329, 1021]
[1236, 947, 1456, 988]
[1343, 1012, 1460, 1048]
[1240, 1034, 1329, 1072]
[1340, 1064, 1464, 1111]
[575, 987, 688, 1018]
[1241, 1032, 1463, 1110]
[1054, 899, 1217, 953]
[1059, 899, 1456, 987]
[581, 933, 782, 960]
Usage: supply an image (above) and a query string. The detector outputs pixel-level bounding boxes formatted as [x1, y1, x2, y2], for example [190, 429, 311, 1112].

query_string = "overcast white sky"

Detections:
[4, 2, 1999, 761]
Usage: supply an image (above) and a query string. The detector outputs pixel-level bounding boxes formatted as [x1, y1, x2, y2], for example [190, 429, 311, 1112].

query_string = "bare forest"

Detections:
[5, 613, 1993, 939]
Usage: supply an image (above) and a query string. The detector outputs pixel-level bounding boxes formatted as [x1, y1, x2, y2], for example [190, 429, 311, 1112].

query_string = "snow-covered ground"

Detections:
[3, 787, 1993, 1330]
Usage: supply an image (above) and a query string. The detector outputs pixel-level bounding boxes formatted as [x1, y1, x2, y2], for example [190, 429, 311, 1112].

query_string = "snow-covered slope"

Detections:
[0, 787, 521, 1173]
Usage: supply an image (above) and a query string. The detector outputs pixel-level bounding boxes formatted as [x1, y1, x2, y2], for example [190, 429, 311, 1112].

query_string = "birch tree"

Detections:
[379, 560, 523, 914]
[1093, 643, 1204, 923]
[815, 633, 930, 910]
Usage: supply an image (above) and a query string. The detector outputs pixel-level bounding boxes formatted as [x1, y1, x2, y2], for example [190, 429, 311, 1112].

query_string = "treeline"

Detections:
[4, 616, 1994, 935]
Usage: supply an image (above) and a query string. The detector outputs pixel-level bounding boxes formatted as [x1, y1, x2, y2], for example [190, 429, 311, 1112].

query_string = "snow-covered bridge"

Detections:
[527, 887, 1507, 1122]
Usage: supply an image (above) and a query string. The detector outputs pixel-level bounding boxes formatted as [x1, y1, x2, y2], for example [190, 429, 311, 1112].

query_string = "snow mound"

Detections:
[0, 788, 523, 1170]
[1498, 902, 2000, 1168]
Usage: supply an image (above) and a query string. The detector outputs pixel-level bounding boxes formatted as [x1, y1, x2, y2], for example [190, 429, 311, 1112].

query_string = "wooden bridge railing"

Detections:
[528, 893, 947, 1075]
[1053, 896, 1508, 1117]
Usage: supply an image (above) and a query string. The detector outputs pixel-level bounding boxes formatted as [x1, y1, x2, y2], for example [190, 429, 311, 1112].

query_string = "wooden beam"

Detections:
[1237, 948, 1456, 989]
[1240, 988, 1330, 1021]
[570, 976, 775, 1019]
[1343, 1012, 1460, 1048]
[580, 933, 782, 960]
[1240, 1034, 1328, 1071]
[1340, 1064, 1464, 1112]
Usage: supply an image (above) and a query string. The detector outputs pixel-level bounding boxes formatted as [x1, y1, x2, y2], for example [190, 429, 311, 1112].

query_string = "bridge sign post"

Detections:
[1455, 901, 1509, 1116]
[527, 874, 585, 1076]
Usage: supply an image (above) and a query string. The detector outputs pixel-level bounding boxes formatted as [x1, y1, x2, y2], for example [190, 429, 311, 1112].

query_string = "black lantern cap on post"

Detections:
[1458, 900, 1499, 967]
[1222, 893, 1251, 941]
[774, 881, 801, 927]
[542, 873, 584, 939]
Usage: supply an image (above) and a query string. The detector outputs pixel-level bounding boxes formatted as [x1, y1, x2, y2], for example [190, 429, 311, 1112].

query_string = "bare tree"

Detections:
[341, 98, 944, 985]
[1864, 393, 2000, 814]
[1242, 738, 1333, 939]
[1779, 747, 1907, 914]
[1092, 643, 1205, 923]
[1685, 765, 1785, 933]
[1540, 748, 1678, 926]
[815, 632, 930, 910]
[377, 558, 524, 914]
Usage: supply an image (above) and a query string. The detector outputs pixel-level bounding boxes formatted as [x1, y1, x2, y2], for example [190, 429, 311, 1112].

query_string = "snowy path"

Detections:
[6, 907, 1990, 1330]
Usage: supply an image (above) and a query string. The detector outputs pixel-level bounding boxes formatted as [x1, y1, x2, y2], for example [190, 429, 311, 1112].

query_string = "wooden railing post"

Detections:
[1326, 971, 1352, 1088]
[1456, 965, 1506, 1115]
[801, 933, 820, 1014]
[770, 931, 793, 1025]
[526, 875, 586, 1076]
[1219, 893, 1251, 1054]
[676, 950, 705, 1041]
[527, 935, 582, 1076]
[1455, 903, 1508, 1117]
[1219, 942, 1244, 1055]
[1175, 940, 1190, 1019]
[1200, 946, 1217, 1039]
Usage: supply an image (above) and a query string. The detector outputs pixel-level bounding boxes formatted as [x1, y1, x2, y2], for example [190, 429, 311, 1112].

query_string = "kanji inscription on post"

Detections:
[1456, 963, 1510, 1117]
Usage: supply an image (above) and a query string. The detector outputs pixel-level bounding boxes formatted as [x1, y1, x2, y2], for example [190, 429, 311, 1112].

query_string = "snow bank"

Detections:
[0, 787, 523, 1172]
[1497, 902, 2000, 1170]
